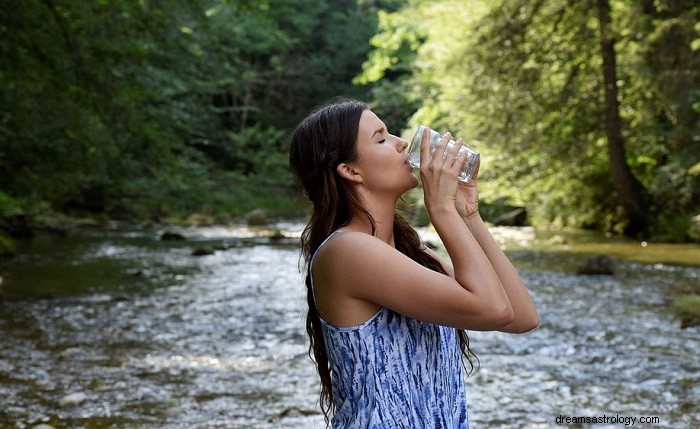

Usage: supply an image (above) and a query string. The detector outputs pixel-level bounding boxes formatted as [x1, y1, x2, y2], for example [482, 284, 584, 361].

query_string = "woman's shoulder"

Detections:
[312, 230, 405, 286]
[316, 230, 393, 262]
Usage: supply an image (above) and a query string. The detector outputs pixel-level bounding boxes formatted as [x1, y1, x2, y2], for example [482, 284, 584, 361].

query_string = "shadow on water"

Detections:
[0, 223, 698, 428]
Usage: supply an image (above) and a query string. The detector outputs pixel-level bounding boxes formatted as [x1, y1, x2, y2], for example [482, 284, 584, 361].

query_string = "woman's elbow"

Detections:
[528, 312, 540, 330]
[504, 311, 540, 334]
[495, 302, 515, 328]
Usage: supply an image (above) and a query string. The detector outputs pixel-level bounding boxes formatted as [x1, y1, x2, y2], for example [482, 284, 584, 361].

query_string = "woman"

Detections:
[289, 98, 539, 428]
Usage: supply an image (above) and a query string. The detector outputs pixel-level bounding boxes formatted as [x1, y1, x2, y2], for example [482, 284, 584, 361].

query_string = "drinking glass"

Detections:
[407, 124, 480, 183]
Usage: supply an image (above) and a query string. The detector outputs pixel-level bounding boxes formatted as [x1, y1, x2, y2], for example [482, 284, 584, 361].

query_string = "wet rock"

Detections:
[160, 231, 185, 241]
[33, 425, 57, 429]
[245, 208, 268, 226]
[268, 229, 286, 242]
[492, 207, 528, 226]
[673, 295, 700, 329]
[268, 406, 317, 423]
[59, 392, 87, 407]
[680, 316, 699, 329]
[58, 347, 82, 359]
[192, 246, 215, 256]
[576, 255, 615, 275]
[127, 269, 144, 277]
[214, 241, 235, 250]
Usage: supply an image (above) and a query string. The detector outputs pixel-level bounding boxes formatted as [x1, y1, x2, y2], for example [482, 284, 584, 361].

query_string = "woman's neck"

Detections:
[346, 195, 397, 246]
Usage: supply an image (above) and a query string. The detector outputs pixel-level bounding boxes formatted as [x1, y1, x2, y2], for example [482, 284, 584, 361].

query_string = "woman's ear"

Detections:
[336, 162, 363, 183]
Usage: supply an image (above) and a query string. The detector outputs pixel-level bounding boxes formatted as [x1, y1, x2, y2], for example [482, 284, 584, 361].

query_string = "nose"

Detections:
[397, 136, 408, 152]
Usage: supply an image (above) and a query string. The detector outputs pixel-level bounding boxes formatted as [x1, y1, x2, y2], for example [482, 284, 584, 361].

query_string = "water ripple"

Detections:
[0, 226, 697, 428]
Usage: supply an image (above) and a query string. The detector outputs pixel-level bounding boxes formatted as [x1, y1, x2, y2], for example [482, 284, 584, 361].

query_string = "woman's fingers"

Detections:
[432, 132, 451, 167]
[419, 127, 431, 168]
[419, 129, 468, 180]
[451, 139, 468, 171]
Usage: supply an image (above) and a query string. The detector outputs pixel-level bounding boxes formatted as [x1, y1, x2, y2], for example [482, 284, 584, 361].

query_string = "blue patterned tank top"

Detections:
[310, 231, 470, 428]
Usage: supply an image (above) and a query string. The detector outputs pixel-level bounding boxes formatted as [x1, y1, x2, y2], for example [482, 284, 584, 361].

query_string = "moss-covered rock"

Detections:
[673, 295, 700, 329]
[245, 208, 268, 226]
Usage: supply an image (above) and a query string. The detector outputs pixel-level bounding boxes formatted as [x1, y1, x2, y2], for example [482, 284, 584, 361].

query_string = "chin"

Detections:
[406, 175, 419, 190]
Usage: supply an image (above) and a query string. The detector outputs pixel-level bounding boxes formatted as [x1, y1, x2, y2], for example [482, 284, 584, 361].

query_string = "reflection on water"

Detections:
[0, 224, 698, 428]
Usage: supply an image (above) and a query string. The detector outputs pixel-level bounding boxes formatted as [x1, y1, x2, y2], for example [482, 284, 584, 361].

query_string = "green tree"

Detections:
[596, 0, 649, 236]
[359, 0, 699, 240]
[0, 0, 403, 222]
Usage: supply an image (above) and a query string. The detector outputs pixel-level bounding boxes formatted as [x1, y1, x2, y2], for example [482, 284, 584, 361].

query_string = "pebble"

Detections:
[59, 392, 87, 407]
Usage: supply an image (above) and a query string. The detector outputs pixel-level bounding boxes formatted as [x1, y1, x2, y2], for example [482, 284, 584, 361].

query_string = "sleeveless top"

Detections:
[310, 231, 470, 428]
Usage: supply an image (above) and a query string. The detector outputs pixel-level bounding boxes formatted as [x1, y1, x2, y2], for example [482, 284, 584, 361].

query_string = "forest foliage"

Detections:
[1, 0, 698, 242]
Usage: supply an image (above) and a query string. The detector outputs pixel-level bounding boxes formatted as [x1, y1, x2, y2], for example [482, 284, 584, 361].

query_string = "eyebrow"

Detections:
[371, 127, 385, 138]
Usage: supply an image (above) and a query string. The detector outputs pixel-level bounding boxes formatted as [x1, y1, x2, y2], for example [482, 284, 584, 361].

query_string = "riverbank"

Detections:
[492, 226, 700, 268]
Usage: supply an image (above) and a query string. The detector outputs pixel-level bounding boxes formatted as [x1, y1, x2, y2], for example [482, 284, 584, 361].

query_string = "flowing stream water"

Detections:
[0, 222, 698, 428]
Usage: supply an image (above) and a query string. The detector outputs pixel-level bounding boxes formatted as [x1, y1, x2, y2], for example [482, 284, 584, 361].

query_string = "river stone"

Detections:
[192, 246, 215, 256]
[245, 208, 268, 226]
[59, 392, 87, 407]
[576, 255, 615, 275]
[268, 406, 316, 423]
[33, 425, 57, 429]
[161, 231, 185, 241]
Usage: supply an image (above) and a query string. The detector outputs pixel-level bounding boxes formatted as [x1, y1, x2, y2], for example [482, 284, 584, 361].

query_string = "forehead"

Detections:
[357, 109, 384, 140]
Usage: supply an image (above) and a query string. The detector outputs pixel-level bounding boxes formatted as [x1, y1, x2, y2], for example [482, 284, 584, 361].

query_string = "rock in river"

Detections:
[59, 392, 87, 407]
[576, 255, 615, 275]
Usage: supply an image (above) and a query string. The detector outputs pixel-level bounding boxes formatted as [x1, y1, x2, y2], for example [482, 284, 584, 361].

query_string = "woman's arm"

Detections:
[462, 211, 539, 333]
[451, 158, 539, 333]
[414, 130, 516, 329]
[422, 215, 539, 334]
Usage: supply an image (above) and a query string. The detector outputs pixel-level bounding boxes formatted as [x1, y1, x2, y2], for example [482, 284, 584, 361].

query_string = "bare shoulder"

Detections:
[313, 231, 413, 282]
[312, 231, 396, 326]
[313, 231, 397, 292]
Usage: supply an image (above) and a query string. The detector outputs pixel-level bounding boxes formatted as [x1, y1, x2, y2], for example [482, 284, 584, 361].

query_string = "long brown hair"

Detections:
[288, 98, 477, 425]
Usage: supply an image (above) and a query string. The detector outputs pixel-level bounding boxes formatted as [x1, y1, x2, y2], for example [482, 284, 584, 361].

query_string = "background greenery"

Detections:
[1, 0, 698, 242]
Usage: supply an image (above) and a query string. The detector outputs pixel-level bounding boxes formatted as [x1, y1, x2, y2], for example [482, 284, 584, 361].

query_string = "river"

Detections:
[0, 222, 698, 428]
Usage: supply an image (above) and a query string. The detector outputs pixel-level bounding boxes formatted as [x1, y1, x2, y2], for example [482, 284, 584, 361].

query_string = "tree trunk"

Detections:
[595, 0, 649, 237]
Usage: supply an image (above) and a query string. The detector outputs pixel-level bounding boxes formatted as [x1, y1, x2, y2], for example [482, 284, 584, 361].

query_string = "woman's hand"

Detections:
[454, 159, 480, 219]
[419, 128, 470, 215]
